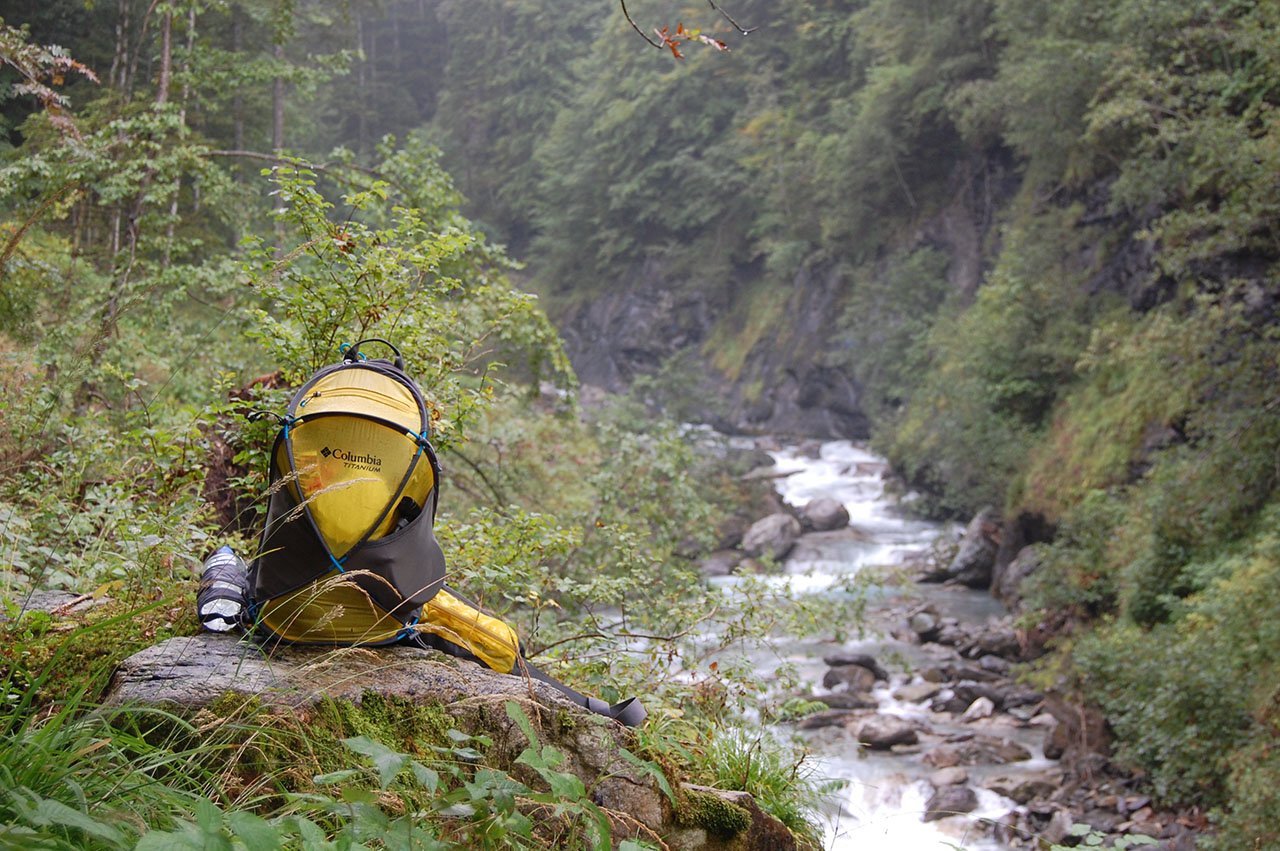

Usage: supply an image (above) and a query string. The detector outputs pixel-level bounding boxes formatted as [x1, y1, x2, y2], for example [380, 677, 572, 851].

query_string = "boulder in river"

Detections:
[894, 682, 942, 703]
[923, 735, 1032, 767]
[821, 653, 888, 680]
[813, 692, 878, 710]
[992, 543, 1043, 610]
[931, 506, 1001, 588]
[907, 605, 942, 640]
[698, 550, 744, 577]
[929, 767, 969, 787]
[923, 784, 978, 822]
[798, 497, 850, 532]
[796, 709, 859, 731]
[741, 513, 802, 561]
[822, 664, 877, 693]
[961, 696, 995, 721]
[856, 715, 919, 750]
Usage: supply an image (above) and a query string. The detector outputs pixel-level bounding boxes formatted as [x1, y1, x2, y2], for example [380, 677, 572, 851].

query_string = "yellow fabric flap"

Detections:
[419, 590, 520, 674]
[258, 576, 404, 645]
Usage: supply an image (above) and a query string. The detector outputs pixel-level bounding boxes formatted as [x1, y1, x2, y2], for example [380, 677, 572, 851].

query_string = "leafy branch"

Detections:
[618, 0, 755, 58]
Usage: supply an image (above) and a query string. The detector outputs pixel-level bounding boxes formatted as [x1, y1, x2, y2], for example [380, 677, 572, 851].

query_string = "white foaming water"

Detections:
[757, 440, 1020, 850]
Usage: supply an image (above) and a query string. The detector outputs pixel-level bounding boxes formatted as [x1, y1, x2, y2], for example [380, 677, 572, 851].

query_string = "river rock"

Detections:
[962, 696, 995, 721]
[933, 507, 1001, 588]
[894, 682, 942, 703]
[796, 709, 858, 731]
[798, 497, 850, 532]
[741, 513, 802, 561]
[923, 784, 978, 821]
[953, 681, 1004, 708]
[929, 767, 969, 786]
[978, 654, 1011, 675]
[985, 771, 1062, 804]
[822, 653, 888, 681]
[814, 692, 878, 710]
[856, 715, 919, 750]
[992, 544, 1042, 610]
[698, 550, 744, 577]
[822, 664, 877, 693]
[923, 735, 1032, 767]
[1041, 810, 1075, 844]
[908, 606, 941, 640]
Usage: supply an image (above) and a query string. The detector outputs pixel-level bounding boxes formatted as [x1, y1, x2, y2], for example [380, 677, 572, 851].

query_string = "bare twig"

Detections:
[618, 0, 664, 48]
[706, 0, 757, 35]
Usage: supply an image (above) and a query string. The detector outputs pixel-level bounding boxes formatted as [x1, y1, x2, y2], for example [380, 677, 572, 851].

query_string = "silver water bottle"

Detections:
[197, 545, 249, 632]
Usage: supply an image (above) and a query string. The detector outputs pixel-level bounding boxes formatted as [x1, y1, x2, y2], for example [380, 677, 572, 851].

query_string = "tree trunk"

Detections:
[273, 43, 285, 152]
[156, 11, 172, 105]
[232, 9, 244, 156]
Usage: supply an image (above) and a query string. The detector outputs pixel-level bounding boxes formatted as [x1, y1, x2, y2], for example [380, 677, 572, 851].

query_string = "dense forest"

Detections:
[3, 0, 1280, 847]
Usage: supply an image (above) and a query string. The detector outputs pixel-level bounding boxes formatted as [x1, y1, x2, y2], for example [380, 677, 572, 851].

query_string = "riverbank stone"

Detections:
[923, 784, 978, 822]
[856, 715, 919, 750]
[923, 507, 1000, 588]
[798, 497, 850, 532]
[822, 664, 877, 693]
[822, 653, 888, 680]
[741, 513, 802, 560]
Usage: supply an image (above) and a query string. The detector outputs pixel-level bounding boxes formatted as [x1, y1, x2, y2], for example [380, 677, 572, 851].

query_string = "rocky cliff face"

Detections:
[550, 154, 1016, 440]
[556, 259, 869, 438]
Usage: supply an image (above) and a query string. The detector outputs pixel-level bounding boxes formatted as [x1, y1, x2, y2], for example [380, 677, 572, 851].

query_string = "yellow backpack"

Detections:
[246, 340, 643, 725]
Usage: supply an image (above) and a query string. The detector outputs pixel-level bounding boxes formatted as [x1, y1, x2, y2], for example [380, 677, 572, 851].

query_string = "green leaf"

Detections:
[227, 811, 282, 851]
[312, 769, 361, 786]
[342, 736, 409, 789]
[409, 762, 440, 794]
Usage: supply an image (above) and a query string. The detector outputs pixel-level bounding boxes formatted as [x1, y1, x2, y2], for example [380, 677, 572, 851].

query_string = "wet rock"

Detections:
[908, 606, 941, 640]
[798, 497, 850, 532]
[894, 682, 942, 703]
[921, 667, 948, 683]
[993, 544, 1042, 610]
[741, 513, 802, 561]
[796, 709, 858, 731]
[962, 696, 995, 721]
[1082, 808, 1125, 833]
[924, 507, 1000, 587]
[856, 715, 919, 750]
[923, 735, 1033, 767]
[923, 784, 978, 822]
[947, 662, 1002, 683]
[929, 767, 969, 787]
[698, 550, 744, 577]
[1042, 810, 1075, 844]
[978, 654, 1011, 675]
[953, 681, 1004, 708]
[814, 692, 878, 710]
[986, 773, 1061, 805]
[993, 811, 1022, 845]
[821, 653, 888, 681]
[822, 664, 877, 693]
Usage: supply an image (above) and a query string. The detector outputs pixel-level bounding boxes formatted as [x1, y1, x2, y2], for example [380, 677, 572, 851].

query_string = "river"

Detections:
[712, 440, 1053, 850]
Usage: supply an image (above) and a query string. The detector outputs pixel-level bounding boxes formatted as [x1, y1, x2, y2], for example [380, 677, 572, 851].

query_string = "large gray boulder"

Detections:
[992, 544, 1043, 609]
[107, 634, 797, 851]
[741, 513, 802, 560]
[946, 507, 1002, 588]
[924, 784, 978, 822]
[798, 497, 850, 532]
[855, 715, 919, 750]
